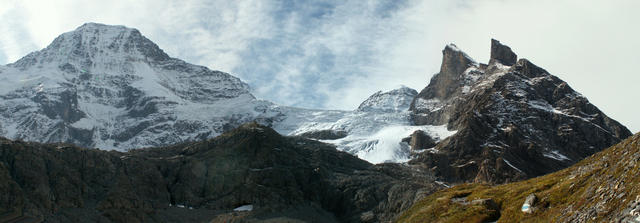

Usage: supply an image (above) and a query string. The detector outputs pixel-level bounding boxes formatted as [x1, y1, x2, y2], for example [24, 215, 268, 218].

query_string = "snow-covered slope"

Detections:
[0, 23, 453, 164]
[272, 102, 456, 164]
[357, 86, 417, 112]
[0, 23, 269, 149]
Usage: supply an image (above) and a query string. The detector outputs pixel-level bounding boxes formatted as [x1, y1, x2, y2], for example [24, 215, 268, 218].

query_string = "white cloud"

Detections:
[0, 0, 638, 132]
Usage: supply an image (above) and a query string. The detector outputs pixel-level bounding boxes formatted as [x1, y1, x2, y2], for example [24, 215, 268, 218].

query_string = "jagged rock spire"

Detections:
[409, 38, 632, 184]
[489, 39, 517, 66]
[441, 44, 476, 78]
[419, 44, 477, 100]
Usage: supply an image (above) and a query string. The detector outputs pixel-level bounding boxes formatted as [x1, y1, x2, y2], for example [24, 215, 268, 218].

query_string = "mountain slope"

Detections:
[0, 23, 453, 165]
[357, 86, 418, 112]
[274, 86, 456, 164]
[0, 123, 441, 223]
[0, 23, 267, 150]
[408, 39, 631, 183]
[396, 132, 640, 223]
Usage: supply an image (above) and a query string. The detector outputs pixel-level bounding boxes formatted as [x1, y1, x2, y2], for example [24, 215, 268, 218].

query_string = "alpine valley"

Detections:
[0, 23, 635, 222]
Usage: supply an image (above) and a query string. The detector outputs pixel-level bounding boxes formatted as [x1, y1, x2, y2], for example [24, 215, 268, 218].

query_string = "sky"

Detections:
[0, 0, 638, 132]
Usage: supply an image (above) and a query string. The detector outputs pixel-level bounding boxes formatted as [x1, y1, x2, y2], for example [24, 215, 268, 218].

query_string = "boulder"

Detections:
[471, 198, 499, 211]
[522, 193, 537, 214]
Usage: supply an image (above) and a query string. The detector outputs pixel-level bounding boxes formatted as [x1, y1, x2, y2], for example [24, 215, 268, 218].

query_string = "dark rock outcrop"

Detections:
[489, 39, 517, 66]
[298, 129, 348, 140]
[0, 123, 440, 222]
[405, 130, 436, 151]
[409, 39, 632, 184]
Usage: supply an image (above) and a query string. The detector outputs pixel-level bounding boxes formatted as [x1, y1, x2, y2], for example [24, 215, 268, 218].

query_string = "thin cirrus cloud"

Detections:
[0, 0, 638, 132]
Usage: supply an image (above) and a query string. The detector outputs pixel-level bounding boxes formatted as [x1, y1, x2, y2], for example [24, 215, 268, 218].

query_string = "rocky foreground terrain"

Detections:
[0, 123, 440, 223]
[397, 132, 640, 222]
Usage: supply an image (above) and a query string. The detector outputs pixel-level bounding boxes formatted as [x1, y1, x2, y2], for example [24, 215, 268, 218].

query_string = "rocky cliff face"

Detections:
[0, 123, 441, 223]
[409, 39, 632, 183]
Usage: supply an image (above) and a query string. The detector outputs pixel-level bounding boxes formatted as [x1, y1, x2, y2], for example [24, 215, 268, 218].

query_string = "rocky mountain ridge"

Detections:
[407, 39, 631, 183]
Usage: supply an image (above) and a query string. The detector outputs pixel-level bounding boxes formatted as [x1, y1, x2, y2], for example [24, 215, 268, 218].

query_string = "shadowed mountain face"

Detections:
[408, 40, 632, 183]
[0, 123, 440, 223]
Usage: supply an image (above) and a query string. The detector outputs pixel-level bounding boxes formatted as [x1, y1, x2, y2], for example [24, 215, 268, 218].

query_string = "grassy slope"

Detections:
[397, 133, 640, 223]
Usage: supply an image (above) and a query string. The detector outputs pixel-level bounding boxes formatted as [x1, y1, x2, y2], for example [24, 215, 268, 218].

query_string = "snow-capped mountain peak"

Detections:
[0, 23, 254, 149]
[11, 23, 169, 71]
[357, 86, 418, 112]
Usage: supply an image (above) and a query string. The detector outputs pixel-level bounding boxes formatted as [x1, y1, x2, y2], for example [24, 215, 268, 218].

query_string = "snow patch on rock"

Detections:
[234, 204, 253, 212]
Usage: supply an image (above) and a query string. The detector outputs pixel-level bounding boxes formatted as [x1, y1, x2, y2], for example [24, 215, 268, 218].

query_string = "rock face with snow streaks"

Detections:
[0, 23, 276, 150]
[408, 40, 632, 183]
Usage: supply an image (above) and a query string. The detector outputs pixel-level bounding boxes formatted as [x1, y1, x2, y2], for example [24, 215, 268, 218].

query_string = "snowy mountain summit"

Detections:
[357, 86, 417, 112]
[0, 23, 258, 149]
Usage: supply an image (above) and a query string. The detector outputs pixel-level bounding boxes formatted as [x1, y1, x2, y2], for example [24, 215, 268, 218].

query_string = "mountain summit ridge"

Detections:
[408, 39, 631, 183]
[0, 23, 255, 149]
[10, 23, 170, 70]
